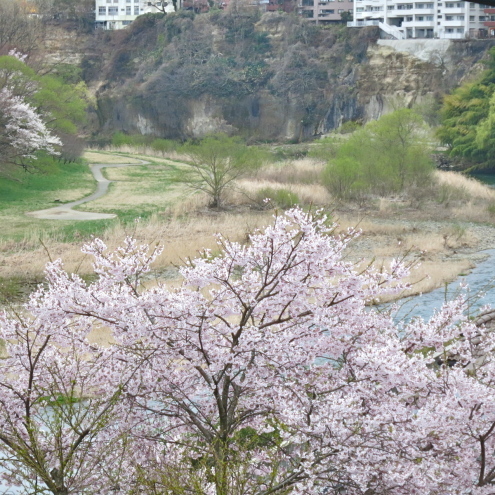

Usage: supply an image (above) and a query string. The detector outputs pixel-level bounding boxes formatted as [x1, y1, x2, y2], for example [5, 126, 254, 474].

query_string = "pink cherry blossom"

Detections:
[1, 207, 495, 494]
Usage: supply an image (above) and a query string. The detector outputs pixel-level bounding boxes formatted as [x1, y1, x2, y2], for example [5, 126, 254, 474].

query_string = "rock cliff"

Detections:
[77, 11, 495, 141]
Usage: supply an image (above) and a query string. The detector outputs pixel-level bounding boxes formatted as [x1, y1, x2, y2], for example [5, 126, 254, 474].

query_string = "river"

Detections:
[390, 173, 495, 322]
[390, 248, 495, 322]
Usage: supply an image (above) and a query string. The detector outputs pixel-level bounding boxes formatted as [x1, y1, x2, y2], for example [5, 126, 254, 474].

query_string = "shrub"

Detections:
[256, 187, 300, 209]
[150, 138, 178, 154]
[336, 120, 362, 134]
[111, 132, 151, 147]
[321, 109, 434, 199]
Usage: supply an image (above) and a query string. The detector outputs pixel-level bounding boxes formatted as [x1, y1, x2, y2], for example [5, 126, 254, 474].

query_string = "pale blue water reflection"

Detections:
[390, 249, 495, 323]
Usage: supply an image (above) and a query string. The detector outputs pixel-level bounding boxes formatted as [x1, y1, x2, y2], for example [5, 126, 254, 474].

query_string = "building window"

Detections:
[479, 15, 486, 20]
[356, 7, 363, 11]
[445, 15, 453, 19]
[338, 8, 344, 12]
[397, 3, 413, 9]
[417, 15, 424, 20]
[322, 9, 334, 13]
[445, 2, 454, 7]
[456, 27, 464, 32]
[134, 5, 139, 13]
[426, 15, 433, 20]
[126, 5, 131, 13]
[108, 6, 118, 14]
[406, 15, 413, 20]
[98, 6, 106, 14]
[446, 27, 454, 32]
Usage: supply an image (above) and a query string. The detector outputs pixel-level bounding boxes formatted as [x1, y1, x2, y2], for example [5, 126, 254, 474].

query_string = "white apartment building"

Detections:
[95, 0, 176, 29]
[298, 0, 354, 22]
[351, 0, 490, 39]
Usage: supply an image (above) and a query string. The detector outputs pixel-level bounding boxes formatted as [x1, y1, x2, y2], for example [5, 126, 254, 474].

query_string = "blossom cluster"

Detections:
[0, 86, 61, 162]
[1, 207, 494, 494]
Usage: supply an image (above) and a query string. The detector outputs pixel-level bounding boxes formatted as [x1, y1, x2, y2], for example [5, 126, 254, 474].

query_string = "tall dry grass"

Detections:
[372, 258, 475, 303]
[3, 150, 494, 307]
[0, 210, 275, 280]
[255, 158, 325, 184]
[435, 170, 495, 200]
[235, 180, 331, 206]
[233, 158, 329, 206]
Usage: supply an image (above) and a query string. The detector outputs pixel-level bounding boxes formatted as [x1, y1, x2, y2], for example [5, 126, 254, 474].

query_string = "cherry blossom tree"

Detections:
[0, 292, 137, 494]
[0, 52, 86, 175]
[0, 86, 61, 168]
[3, 207, 495, 494]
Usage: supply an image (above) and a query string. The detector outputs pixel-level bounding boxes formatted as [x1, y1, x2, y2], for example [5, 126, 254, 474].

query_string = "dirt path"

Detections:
[26, 158, 149, 221]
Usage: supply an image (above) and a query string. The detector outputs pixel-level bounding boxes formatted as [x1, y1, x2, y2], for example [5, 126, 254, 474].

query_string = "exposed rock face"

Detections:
[357, 39, 495, 123]
[42, 21, 92, 65]
[78, 12, 495, 141]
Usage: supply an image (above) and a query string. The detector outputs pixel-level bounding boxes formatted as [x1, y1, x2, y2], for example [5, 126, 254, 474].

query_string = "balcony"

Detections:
[412, 7, 434, 14]
[408, 19, 435, 26]
[484, 8, 495, 14]
[442, 19, 466, 26]
[347, 19, 379, 25]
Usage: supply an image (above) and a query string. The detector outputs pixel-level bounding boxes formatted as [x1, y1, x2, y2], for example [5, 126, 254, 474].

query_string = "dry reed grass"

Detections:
[435, 170, 495, 200]
[235, 179, 331, 206]
[255, 159, 324, 184]
[0, 210, 274, 280]
[374, 258, 474, 303]
[2, 151, 492, 307]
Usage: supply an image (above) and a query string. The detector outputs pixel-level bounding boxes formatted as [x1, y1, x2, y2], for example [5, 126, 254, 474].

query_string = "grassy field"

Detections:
[0, 157, 98, 243]
[75, 154, 184, 223]
[2, 148, 495, 305]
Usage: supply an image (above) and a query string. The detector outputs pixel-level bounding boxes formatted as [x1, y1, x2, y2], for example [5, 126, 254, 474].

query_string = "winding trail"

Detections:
[26, 158, 149, 221]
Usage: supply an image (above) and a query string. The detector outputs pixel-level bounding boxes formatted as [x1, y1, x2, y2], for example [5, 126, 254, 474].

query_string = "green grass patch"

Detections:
[0, 156, 98, 242]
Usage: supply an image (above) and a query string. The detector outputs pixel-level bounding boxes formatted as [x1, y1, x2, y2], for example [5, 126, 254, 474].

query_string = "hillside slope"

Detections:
[80, 11, 495, 141]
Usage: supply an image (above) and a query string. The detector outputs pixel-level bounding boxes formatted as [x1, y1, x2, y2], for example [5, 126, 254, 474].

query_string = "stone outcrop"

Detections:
[74, 13, 495, 141]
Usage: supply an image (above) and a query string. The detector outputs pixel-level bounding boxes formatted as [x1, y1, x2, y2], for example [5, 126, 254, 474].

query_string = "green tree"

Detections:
[340, 10, 353, 23]
[437, 47, 495, 168]
[0, 54, 88, 173]
[177, 134, 267, 208]
[320, 109, 434, 199]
